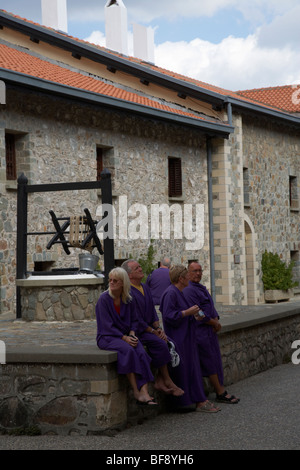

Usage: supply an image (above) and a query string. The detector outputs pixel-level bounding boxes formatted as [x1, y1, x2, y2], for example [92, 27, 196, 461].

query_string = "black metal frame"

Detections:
[16, 169, 115, 319]
[46, 209, 104, 255]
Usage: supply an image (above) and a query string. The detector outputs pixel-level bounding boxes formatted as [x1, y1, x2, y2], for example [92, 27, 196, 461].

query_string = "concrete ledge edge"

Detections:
[5, 345, 117, 364]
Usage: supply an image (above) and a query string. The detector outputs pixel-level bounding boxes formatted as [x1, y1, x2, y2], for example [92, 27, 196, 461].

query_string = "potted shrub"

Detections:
[261, 251, 298, 302]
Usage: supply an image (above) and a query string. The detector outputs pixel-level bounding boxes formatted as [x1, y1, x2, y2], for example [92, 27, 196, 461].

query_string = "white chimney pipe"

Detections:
[133, 23, 155, 64]
[41, 0, 68, 33]
[105, 0, 128, 56]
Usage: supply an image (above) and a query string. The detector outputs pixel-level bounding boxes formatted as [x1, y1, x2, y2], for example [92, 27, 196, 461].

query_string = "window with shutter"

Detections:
[5, 134, 17, 180]
[168, 157, 182, 197]
[289, 175, 298, 210]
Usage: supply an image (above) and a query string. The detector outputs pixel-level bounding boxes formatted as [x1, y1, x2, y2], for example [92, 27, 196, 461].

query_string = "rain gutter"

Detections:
[0, 68, 234, 137]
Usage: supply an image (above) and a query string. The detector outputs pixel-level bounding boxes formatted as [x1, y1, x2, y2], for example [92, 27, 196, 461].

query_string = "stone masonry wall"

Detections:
[0, 88, 210, 315]
[242, 114, 300, 298]
[0, 362, 128, 436]
[211, 111, 300, 306]
[219, 314, 300, 385]
[19, 281, 105, 322]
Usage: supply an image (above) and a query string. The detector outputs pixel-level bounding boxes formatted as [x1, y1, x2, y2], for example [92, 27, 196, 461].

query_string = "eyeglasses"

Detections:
[109, 278, 122, 284]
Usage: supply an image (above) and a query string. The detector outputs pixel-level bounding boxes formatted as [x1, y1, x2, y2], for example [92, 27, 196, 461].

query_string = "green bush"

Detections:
[261, 251, 298, 291]
[138, 241, 157, 282]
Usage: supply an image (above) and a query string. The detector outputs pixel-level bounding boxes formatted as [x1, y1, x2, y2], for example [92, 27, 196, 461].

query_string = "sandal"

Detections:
[196, 401, 220, 413]
[136, 399, 158, 406]
[216, 391, 240, 404]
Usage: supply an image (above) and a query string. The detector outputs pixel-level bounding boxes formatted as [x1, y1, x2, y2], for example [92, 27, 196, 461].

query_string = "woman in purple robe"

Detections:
[96, 267, 157, 406]
[160, 265, 220, 412]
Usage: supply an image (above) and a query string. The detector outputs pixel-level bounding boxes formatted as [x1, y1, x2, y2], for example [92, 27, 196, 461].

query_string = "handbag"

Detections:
[167, 340, 180, 367]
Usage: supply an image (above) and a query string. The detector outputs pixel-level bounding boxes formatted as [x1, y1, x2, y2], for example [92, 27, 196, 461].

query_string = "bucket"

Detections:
[79, 253, 99, 272]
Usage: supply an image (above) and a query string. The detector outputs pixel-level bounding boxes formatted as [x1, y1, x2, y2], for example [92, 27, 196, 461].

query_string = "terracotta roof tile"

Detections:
[236, 86, 300, 113]
[0, 42, 222, 125]
[0, 9, 298, 117]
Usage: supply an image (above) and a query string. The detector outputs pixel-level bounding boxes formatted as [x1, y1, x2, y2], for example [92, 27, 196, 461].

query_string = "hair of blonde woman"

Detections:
[169, 265, 188, 284]
[108, 267, 132, 303]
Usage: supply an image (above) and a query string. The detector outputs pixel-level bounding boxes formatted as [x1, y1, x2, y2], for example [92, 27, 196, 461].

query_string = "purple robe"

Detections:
[96, 290, 154, 389]
[183, 281, 224, 385]
[146, 267, 171, 304]
[160, 284, 207, 407]
[131, 284, 172, 368]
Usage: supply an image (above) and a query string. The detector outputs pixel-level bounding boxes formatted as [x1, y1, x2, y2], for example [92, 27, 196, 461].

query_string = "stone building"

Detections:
[0, 8, 299, 316]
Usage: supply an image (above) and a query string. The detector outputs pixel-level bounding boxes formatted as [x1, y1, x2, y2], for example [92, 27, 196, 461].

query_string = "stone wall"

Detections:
[0, 88, 209, 316]
[0, 310, 299, 436]
[0, 360, 128, 435]
[219, 314, 300, 385]
[211, 112, 300, 306]
[17, 277, 105, 321]
[242, 113, 300, 296]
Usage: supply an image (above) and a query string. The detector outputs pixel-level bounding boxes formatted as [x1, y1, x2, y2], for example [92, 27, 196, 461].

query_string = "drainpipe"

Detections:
[226, 101, 233, 127]
[206, 136, 216, 304]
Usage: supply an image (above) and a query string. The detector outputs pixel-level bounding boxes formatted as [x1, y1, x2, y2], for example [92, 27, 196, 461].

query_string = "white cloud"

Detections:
[155, 34, 300, 90]
[86, 25, 300, 90]
[4, 0, 300, 90]
[85, 30, 106, 48]
[257, 5, 300, 48]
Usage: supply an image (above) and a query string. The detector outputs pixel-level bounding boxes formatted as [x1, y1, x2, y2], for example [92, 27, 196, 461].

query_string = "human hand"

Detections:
[184, 305, 200, 317]
[211, 319, 221, 332]
[156, 328, 168, 342]
[124, 334, 138, 347]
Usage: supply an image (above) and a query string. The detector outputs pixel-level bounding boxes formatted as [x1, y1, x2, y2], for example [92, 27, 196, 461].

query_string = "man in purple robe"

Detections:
[160, 265, 220, 412]
[183, 262, 239, 404]
[122, 259, 184, 397]
[146, 257, 172, 305]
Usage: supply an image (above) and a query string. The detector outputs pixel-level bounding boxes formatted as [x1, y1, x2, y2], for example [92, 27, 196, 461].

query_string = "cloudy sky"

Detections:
[1, 0, 300, 91]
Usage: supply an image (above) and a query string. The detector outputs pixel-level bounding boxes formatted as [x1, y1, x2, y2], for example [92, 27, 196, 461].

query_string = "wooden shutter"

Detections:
[5, 134, 17, 180]
[168, 157, 182, 197]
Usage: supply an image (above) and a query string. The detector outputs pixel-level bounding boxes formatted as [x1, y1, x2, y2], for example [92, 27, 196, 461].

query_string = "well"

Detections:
[16, 275, 105, 322]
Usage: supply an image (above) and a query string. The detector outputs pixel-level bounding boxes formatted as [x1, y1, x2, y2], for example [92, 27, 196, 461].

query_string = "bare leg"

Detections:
[126, 373, 157, 404]
[209, 374, 239, 403]
[155, 366, 184, 397]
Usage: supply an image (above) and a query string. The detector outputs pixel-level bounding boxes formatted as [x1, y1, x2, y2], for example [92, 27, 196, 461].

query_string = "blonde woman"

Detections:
[96, 268, 157, 406]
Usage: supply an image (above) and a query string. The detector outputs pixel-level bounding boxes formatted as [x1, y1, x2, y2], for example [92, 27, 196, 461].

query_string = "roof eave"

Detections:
[0, 68, 234, 138]
[226, 96, 300, 126]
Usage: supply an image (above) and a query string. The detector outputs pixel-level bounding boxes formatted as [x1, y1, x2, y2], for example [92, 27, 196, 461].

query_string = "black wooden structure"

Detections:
[16, 169, 115, 319]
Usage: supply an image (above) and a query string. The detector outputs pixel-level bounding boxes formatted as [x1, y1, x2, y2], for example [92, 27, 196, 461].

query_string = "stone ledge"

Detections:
[16, 276, 104, 287]
[6, 345, 117, 364]
[220, 302, 300, 334]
